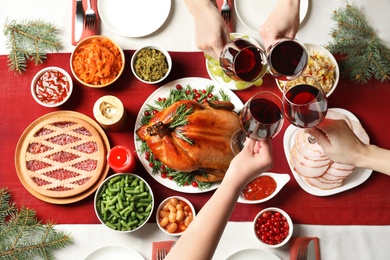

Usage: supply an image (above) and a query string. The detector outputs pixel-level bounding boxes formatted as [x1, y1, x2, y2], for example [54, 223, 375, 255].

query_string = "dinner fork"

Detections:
[296, 242, 308, 260]
[84, 0, 96, 30]
[221, 0, 231, 23]
[156, 248, 167, 260]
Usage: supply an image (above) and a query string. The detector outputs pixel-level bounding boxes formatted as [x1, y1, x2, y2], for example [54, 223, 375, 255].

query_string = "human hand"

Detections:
[259, 0, 300, 49]
[305, 119, 367, 166]
[226, 138, 273, 187]
[191, 2, 230, 59]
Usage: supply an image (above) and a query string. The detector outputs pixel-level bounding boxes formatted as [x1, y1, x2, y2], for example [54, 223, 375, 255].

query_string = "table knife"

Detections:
[75, 0, 84, 42]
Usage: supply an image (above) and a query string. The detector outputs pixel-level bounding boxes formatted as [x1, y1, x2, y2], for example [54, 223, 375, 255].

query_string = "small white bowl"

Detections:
[156, 196, 196, 236]
[131, 45, 172, 84]
[238, 173, 290, 204]
[31, 66, 73, 107]
[276, 43, 339, 97]
[94, 173, 154, 233]
[253, 207, 293, 248]
[70, 35, 125, 88]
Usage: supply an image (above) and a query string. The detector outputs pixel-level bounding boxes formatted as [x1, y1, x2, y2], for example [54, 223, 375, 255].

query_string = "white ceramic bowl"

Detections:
[70, 36, 125, 88]
[253, 207, 293, 248]
[131, 45, 172, 84]
[238, 173, 290, 204]
[94, 173, 154, 233]
[31, 66, 73, 107]
[276, 43, 339, 97]
[156, 196, 196, 236]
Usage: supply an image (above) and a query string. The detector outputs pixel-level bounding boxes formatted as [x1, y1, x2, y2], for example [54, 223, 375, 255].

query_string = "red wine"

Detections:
[240, 98, 283, 139]
[269, 40, 308, 79]
[220, 39, 265, 82]
[284, 84, 328, 128]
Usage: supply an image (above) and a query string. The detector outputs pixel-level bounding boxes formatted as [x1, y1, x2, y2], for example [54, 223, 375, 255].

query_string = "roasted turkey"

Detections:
[136, 99, 240, 182]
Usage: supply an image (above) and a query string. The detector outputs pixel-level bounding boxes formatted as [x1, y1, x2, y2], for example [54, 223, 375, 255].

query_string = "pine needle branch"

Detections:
[326, 2, 390, 83]
[3, 18, 63, 74]
[0, 187, 72, 260]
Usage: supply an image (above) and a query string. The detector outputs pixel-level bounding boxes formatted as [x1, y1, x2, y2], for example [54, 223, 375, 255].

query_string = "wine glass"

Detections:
[231, 91, 284, 154]
[282, 75, 328, 143]
[219, 38, 267, 83]
[266, 39, 309, 81]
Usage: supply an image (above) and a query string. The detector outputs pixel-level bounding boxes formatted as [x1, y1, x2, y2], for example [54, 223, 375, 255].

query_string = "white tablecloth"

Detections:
[2, 1, 390, 259]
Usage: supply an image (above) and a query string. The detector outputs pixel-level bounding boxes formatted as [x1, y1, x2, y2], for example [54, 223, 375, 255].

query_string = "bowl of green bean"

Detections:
[94, 173, 154, 232]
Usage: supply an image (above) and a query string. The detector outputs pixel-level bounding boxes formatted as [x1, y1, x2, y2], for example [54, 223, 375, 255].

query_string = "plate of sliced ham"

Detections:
[283, 108, 372, 196]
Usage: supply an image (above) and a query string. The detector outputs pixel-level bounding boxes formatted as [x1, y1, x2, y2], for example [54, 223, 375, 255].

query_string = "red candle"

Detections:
[107, 145, 136, 173]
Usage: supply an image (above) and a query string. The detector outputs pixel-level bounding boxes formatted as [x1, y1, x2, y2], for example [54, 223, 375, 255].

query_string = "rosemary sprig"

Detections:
[3, 18, 63, 74]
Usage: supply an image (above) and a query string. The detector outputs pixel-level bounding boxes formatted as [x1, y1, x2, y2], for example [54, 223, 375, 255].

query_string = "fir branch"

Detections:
[326, 2, 390, 83]
[3, 18, 63, 74]
[0, 188, 72, 260]
[169, 104, 194, 129]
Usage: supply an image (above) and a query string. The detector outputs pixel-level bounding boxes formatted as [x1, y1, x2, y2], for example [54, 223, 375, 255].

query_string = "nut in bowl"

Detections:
[276, 43, 339, 97]
[131, 45, 172, 84]
[253, 207, 293, 248]
[156, 196, 196, 236]
[70, 36, 125, 88]
[31, 66, 73, 107]
[94, 173, 154, 233]
[238, 173, 290, 204]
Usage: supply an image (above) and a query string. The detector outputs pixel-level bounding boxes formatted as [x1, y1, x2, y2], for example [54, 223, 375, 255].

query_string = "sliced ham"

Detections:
[290, 149, 330, 177]
[305, 177, 343, 190]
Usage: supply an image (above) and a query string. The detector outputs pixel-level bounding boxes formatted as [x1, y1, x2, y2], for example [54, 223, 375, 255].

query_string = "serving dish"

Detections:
[134, 77, 243, 193]
[70, 36, 125, 88]
[238, 172, 290, 204]
[206, 33, 264, 91]
[94, 173, 154, 233]
[84, 245, 144, 260]
[14, 111, 110, 204]
[235, 0, 309, 34]
[131, 45, 172, 84]
[276, 43, 339, 97]
[31, 66, 73, 107]
[98, 0, 171, 37]
[253, 207, 293, 248]
[283, 108, 373, 196]
[156, 196, 196, 236]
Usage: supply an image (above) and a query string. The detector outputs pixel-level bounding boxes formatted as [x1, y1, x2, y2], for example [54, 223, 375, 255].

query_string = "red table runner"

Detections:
[1, 51, 389, 225]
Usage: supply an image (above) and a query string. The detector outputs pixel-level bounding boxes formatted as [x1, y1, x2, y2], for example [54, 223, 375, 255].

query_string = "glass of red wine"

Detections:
[282, 75, 328, 143]
[231, 91, 284, 154]
[266, 39, 309, 81]
[219, 38, 267, 83]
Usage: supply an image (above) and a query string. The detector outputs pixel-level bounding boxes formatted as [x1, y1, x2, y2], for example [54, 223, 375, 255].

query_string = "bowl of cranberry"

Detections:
[253, 207, 293, 248]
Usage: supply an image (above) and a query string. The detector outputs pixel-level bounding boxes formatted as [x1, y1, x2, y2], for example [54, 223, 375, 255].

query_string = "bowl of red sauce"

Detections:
[238, 173, 290, 204]
[31, 66, 73, 107]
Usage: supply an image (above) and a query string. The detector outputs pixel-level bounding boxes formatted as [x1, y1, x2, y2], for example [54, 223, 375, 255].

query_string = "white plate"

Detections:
[205, 33, 262, 91]
[134, 77, 243, 193]
[84, 245, 144, 260]
[283, 108, 373, 196]
[237, 172, 290, 204]
[98, 0, 171, 37]
[226, 248, 280, 260]
[235, 0, 309, 34]
[276, 43, 340, 97]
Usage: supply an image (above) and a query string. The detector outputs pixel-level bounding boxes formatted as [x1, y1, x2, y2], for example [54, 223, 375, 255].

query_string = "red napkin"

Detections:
[289, 237, 321, 260]
[151, 240, 176, 260]
[71, 0, 100, 45]
[216, 0, 235, 32]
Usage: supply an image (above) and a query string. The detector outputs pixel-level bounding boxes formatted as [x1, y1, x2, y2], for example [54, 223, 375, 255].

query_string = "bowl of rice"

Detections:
[276, 43, 339, 97]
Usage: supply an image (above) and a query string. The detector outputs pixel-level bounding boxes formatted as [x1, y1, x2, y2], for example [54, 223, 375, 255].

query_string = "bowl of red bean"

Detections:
[31, 66, 73, 107]
[253, 207, 293, 248]
[156, 196, 196, 236]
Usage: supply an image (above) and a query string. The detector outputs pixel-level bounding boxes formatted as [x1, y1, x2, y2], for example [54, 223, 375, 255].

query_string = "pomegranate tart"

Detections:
[15, 111, 108, 200]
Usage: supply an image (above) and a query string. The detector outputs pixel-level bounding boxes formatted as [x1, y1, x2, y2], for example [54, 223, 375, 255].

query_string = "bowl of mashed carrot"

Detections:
[70, 36, 125, 88]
